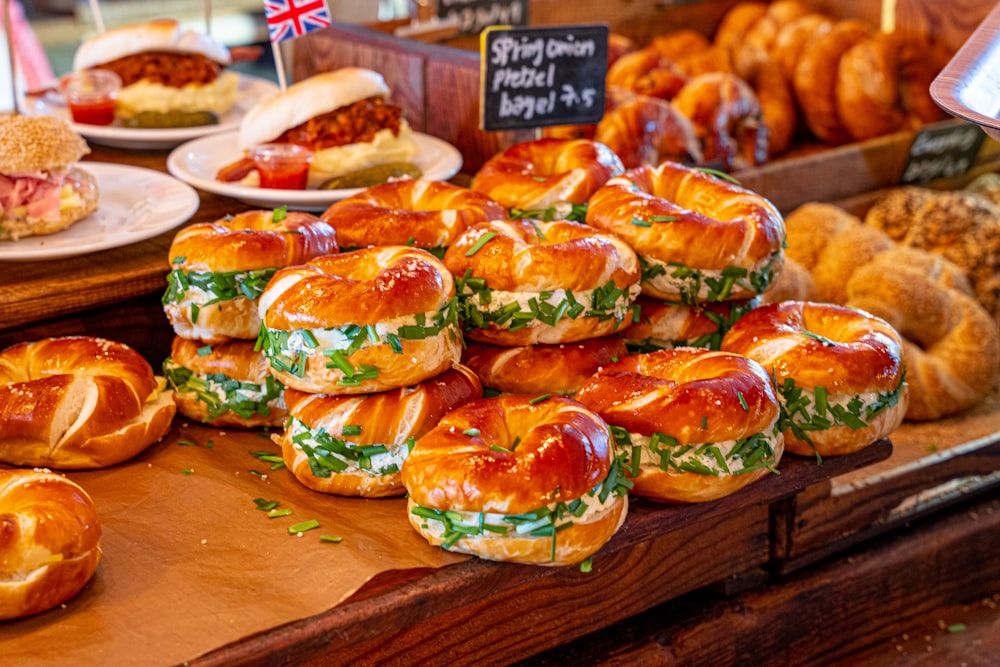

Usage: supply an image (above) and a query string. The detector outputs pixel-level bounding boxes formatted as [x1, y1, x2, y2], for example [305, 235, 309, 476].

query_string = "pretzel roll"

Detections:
[845, 261, 999, 421]
[401, 395, 629, 565]
[471, 138, 625, 211]
[163, 336, 286, 428]
[276, 364, 482, 497]
[257, 246, 461, 394]
[721, 301, 908, 457]
[772, 13, 835, 82]
[575, 348, 782, 503]
[835, 33, 907, 142]
[0, 336, 175, 469]
[462, 335, 629, 396]
[164, 209, 338, 342]
[0, 469, 101, 620]
[444, 219, 641, 346]
[671, 72, 768, 170]
[586, 161, 785, 305]
[606, 49, 689, 101]
[594, 94, 703, 169]
[320, 179, 505, 255]
[624, 296, 759, 352]
[793, 19, 873, 145]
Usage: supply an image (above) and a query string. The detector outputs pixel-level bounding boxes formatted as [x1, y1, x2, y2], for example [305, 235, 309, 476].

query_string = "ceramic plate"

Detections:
[23, 74, 279, 149]
[165, 131, 464, 211]
[0, 163, 200, 261]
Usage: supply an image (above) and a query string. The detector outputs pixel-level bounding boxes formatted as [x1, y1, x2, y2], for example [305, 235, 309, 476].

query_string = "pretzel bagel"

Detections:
[276, 364, 482, 497]
[401, 394, 629, 565]
[0, 336, 175, 469]
[164, 209, 339, 342]
[722, 301, 908, 457]
[586, 161, 785, 304]
[0, 469, 102, 620]
[320, 179, 505, 254]
[163, 336, 286, 428]
[444, 219, 641, 345]
[471, 138, 625, 210]
[461, 335, 629, 396]
[624, 296, 759, 352]
[575, 348, 782, 503]
[257, 246, 461, 394]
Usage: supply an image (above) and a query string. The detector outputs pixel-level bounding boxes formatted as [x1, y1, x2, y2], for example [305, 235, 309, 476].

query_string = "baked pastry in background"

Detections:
[0, 115, 98, 241]
[0, 469, 102, 620]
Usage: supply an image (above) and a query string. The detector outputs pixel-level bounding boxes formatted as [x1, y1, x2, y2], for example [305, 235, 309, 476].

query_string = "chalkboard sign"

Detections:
[899, 122, 986, 184]
[480, 24, 608, 132]
[438, 0, 528, 37]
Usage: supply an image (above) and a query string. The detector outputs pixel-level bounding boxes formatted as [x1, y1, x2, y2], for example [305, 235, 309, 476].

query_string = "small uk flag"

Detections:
[263, 0, 332, 43]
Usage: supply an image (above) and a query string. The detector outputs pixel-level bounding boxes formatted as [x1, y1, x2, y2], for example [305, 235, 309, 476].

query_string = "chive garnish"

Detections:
[267, 508, 294, 518]
[288, 519, 320, 534]
[320, 535, 343, 543]
[342, 425, 362, 436]
[529, 394, 551, 404]
[801, 330, 838, 346]
[463, 428, 481, 437]
[272, 205, 287, 223]
[254, 498, 280, 511]
[738, 392, 748, 410]
[464, 231, 497, 257]
[197, 345, 212, 356]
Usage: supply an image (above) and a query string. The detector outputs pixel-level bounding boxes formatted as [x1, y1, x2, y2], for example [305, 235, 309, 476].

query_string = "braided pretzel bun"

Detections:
[0, 469, 101, 620]
[164, 336, 286, 428]
[276, 364, 482, 498]
[594, 93, 703, 168]
[471, 138, 625, 210]
[257, 246, 461, 394]
[793, 19, 873, 145]
[444, 219, 641, 346]
[623, 296, 759, 352]
[586, 161, 785, 304]
[606, 48, 689, 100]
[164, 209, 338, 342]
[721, 301, 908, 457]
[575, 348, 782, 503]
[320, 179, 505, 253]
[670, 72, 769, 170]
[461, 335, 629, 396]
[401, 395, 628, 565]
[0, 336, 175, 469]
[845, 257, 1000, 421]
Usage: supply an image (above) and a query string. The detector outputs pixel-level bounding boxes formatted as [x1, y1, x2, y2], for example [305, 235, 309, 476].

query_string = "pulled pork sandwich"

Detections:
[0, 115, 98, 241]
[216, 67, 419, 189]
[72, 18, 239, 127]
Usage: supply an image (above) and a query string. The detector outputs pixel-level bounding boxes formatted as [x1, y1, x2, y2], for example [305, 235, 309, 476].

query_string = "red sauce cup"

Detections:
[60, 70, 121, 126]
[249, 143, 314, 190]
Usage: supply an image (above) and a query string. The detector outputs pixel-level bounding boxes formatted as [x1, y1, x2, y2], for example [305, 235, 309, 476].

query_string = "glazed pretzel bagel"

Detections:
[276, 364, 482, 498]
[471, 138, 625, 210]
[845, 258, 1000, 422]
[164, 209, 339, 342]
[444, 219, 641, 346]
[163, 336, 286, 428]
[320, 179, 506, 253]
[721, 301, 908, 457]
[623, 296, 759, 352]
[606, 48, 688, 100]
[575, 348, 782, 503]
[0, 469, 102, 620]
[257, 246, 461, 394]
[401, 394, 628, 565]
[461, 335, 629, 396]
[594, 93, 703, 168]
[0, 336, 175, 469]
[586, 161, 785, 304]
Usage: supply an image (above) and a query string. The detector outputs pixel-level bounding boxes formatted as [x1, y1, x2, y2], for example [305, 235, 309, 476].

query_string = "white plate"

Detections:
[0, 163, 200, 261]
[22, 74, 279, 149]
[165, 131, 464, 211]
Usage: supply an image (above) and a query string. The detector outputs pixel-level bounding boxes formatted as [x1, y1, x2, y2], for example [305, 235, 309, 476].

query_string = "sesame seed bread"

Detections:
[0, 115, 90, 174]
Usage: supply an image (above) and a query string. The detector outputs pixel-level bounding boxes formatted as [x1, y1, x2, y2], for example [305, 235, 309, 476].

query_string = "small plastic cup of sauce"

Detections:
[60, 70, 121, 126]
[249, 143, 314, 190]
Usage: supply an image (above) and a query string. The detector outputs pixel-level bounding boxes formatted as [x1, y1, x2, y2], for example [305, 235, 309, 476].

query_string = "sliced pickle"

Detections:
[319, 162, 423, 190]
[121, 110, 220, 128]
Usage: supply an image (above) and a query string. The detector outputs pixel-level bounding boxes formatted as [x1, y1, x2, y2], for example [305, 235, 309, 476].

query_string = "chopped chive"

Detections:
[529, 394, 551, 404]
[177, 439, 199, 447]
[254, 498, 280, 511]
[342, 425, 362, 436]
[288, 519, 320, 534]
[463, 428, 481, 437]
[267, 508, 294, 518]
[630, 217, 652, 227]
[580, 558, 593, 573]
[197, 345, 213, 356]
[320, 535, 343, 543]
[464, 231, 497, 257]
[701, 415, 708, 430]
[182, 469, 194, 475]
[738, 392, 748, 410]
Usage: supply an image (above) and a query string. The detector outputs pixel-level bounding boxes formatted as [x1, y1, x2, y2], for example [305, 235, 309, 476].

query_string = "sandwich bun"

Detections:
[72, 19, 238, 120]
[237, 68, 417, 188]
[0, 116, 98, 241]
